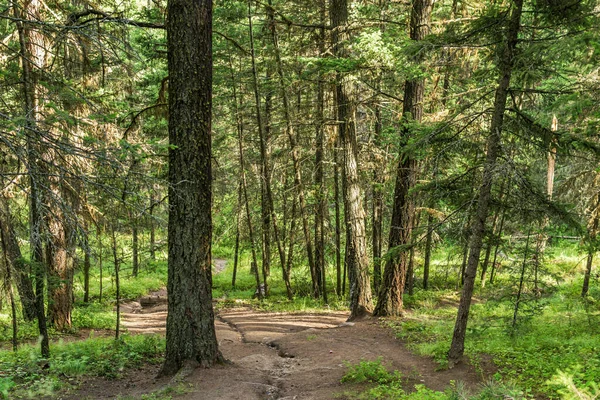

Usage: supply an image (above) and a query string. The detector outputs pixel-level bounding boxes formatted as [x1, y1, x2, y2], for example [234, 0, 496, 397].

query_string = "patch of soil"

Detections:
[69, 304, 489, 400]
[65, 261, 493, 399]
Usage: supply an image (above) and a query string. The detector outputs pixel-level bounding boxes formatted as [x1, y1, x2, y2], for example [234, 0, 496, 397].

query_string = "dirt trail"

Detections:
[70, 259, 486, 399]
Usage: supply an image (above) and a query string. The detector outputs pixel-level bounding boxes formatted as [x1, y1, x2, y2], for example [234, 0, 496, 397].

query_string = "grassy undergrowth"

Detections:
[340, 358, 528, 399]
[385, 284, 600, 398]
[0, 334, 164, 399]
[0, 239, 597, 399]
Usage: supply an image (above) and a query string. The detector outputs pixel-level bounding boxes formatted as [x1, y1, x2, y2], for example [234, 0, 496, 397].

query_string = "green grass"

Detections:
[383, 284, 600, 398]
[0, 334, 164, 399]
[339, 359, 530, 399]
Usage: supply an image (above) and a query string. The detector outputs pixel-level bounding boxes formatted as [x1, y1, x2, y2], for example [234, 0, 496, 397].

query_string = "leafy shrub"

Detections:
[342, 358, 402, 384]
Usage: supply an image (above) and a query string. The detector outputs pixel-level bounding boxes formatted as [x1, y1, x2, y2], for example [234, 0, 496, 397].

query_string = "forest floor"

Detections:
[62, 261, 488, 400]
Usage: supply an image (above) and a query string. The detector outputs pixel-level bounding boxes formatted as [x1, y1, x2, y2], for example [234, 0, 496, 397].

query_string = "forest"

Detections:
[1, 0, 600, 398]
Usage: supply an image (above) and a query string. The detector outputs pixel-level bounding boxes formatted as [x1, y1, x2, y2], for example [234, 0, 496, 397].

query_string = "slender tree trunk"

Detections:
[16, 0, 49, 357]
[331, 0, 374, 319]
[532, 115, 558, 294]
[268, 0, 318, 297]
[83, 222, 91, 303]
[423, 213, 434, 290]
[582, 252, 595, 297]
[489, 194, 509, 285]
[315, 0, 327, 301]
[161, 0, 222, 376]
[448, 0, 523, 366]
[98, 225, 103, 303]
[481, 177, 507, 287]
[286, 198, 298, 275]
[232, 180, 242, 288]
[374, 0, 434, 317]
[262, 68, 272, 279]
[512, 228, 531, 330]
[149, 189, 156, 261]
[132, 222, 139, 277]
[247, 0, 292, 299]
[228, 51, 266, 299]
[111, 225, 120, 340]
[334, 138, 343, 296]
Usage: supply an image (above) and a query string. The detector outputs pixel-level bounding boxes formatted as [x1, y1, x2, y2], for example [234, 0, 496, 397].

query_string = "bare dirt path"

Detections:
[68, 260, 487, 399]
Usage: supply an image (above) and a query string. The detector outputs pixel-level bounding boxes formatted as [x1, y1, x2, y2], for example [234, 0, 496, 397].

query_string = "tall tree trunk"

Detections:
[334, 138, 343, 296]
[230, 53, 262, 299]
[262, 68, 272, 279]
[83, 221, 91, 303]
[448, 0, 524, 366]
[232, 180, 242, 289]
[423, 213, 434, 290]
[374, 0, 434, 317]
[111, 224, 121, 340]
[16, 0, 49, 357]
[315, 0, 327, 301]
[132, 222, 139, 277]
[372, 93, 384, 294]
[161, 0, 222, 376]
[268, 0, 317, 297]
[532, 115, 558, 294]
[512, 228, 532, 329]
[149, 189, 156, 261]
[247, 0, 292, 299]
[481, 177, 507, 287]
[489, 190, 509, 285]
[331, 0, 374, 319]
[98, 225, 103, 303]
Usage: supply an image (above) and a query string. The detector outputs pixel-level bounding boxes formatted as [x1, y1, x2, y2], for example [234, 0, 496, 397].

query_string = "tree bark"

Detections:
[374, 0, 434, 317]
[331, 0, 374, 320]
[448, 0, 524, 366]
[161, 0, 222, 376]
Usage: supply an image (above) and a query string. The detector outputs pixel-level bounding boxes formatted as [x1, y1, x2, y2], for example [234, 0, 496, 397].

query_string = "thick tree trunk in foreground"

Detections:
[374, 0, 433, 317]
[448, 0, 523, 366]
[331, 0, 373, 319]
[161, 0, 222, 376]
